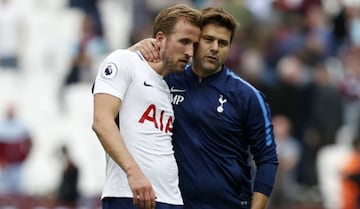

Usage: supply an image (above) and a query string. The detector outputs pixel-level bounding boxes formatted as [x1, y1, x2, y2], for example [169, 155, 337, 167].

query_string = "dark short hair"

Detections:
[200, 7, 240, 43]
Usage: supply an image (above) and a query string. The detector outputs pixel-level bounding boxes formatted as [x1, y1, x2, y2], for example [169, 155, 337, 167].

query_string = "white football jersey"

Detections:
[93, 49, 182, 205]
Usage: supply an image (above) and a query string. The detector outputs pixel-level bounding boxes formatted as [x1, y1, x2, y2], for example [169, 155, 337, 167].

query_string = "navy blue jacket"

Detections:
[165, 65, 278, 209]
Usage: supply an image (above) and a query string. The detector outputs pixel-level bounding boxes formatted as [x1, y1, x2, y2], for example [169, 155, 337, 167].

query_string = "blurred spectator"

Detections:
[331, 6, 348, 50]
[67, 0, 104, 37]
[301, 4, 336, 65]
[221, 0, 255, 30]
[317, 126, 355, 209]
[221, 0, 257, 73]
[273, 0, 322, 14]
[273, 0, 304, 12]
[0, 103, 32, 195]
[237, 48, 272, 94]
[301, 63, 344, 188]
[64, 45, 91, 86]
[343, 1, 360, 48]
[191, 0, 215, 8]
[0, 0, 25, 70]
[270, 114, 302, 207]
[57, 145, 80, 208]
[266, 55, 318, 187]
[340, 133, 360, 209]
[306, 63, 344, 146]
[238, 48, 265, 86]
[338, 48, 360, 132]
[267, 55, 310, 140]
[68, 13, 107, 83]
[59, 13, 107, 111]
[243, 0, 273, 22]
[265, 12, 306, 71]
[130, 0, 192, 44]
[129, 0, 152, 44]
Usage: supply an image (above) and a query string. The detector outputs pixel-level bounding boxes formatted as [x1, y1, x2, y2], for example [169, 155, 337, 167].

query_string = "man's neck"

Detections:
[148, 61, 167, 77]
[192, 63, 222, 79]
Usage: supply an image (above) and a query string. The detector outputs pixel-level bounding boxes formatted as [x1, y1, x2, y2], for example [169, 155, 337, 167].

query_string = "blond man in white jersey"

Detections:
[91, 4, 201, 209]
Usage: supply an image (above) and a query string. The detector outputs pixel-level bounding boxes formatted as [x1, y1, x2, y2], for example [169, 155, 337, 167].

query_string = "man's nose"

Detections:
[211, 41, 219, 51]
[185, 46, 194, 57]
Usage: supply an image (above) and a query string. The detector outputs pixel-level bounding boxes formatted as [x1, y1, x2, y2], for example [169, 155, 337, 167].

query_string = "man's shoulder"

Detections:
[222, 67, 264, 100]
[104, 49, 142, 66]
[108, 49, 138, 58]
[223, 68, 253, 89]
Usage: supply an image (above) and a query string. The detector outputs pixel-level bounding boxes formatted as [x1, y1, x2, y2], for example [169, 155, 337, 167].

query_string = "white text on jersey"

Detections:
[170, 94, 185, 105]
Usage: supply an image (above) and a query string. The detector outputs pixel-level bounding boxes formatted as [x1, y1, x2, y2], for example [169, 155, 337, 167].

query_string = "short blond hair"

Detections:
[152, 4, 202, 37]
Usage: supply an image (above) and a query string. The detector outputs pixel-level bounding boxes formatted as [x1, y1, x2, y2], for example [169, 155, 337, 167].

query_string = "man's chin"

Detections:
[170, 67, 185, 74]
[178, 63, 187, 69]
[203, 62, 217, 71]
[176, 68, 185, 73]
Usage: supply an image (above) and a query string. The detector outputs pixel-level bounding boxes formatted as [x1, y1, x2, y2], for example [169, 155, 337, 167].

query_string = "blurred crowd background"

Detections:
[0, 0, 359, 209]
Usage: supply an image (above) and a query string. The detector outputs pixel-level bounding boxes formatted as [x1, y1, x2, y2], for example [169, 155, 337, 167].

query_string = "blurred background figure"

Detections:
[338, 48, 360, 132]
[270, 114, 302, 208]
[316, 126, 355, 209]
[301, 63, 344, 189]
[67, 0, 103, 37]
[58, 13, 107, 112]
[56, 144, 80, 208]
[340, 133, 360, 209]
[0, 103, 32, 195]
[306, 63, 343, 148]
[267, 55, 310, 142]
[66, 12, 107, 81]
[129, 0, 193, 44]
[0, 0, 25, 71]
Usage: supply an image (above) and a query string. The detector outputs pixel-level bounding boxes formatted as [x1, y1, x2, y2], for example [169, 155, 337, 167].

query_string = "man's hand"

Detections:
[127, 167, 156, 209]
[128, 38, 160, 62]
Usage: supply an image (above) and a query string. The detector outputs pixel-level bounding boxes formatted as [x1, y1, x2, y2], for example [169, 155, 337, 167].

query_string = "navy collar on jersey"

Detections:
[185, 64, 230, 85]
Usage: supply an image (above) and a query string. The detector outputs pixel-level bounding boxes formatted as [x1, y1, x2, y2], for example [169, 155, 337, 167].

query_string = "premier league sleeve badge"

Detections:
[101, 63, 117, 79]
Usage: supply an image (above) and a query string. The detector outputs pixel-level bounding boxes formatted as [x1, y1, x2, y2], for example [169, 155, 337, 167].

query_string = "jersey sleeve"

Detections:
[93, 50, 134, 100]
[245, 89, 278, 197]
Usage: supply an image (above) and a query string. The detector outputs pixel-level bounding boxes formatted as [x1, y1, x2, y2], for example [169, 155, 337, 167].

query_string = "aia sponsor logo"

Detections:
[138, 104, 173, 133]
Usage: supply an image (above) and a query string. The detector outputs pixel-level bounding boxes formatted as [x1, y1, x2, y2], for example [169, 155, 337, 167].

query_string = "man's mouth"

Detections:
[179, 59, 188, 64]
[206, 55, 217, 63]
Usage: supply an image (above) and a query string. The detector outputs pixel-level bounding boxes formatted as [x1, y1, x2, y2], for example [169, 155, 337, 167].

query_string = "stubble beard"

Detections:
[200, 57, 220, 75]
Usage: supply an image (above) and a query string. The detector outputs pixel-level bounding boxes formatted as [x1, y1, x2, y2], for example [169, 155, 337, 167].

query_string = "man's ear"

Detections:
[155, 31, 166, 48]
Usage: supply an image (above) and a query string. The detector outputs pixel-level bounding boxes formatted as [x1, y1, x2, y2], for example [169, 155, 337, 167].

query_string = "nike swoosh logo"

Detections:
[170, 86, 186, 92]
[144, 81, 153, 87]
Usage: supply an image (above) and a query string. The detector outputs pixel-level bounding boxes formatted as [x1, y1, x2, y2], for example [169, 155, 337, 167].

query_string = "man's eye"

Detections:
[219, 41, 228, 47]
[181, 40, 190, 45]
